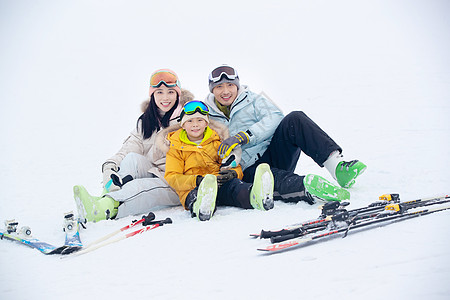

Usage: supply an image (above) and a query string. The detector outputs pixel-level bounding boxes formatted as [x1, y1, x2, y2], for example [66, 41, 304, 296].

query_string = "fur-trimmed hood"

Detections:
[140, 88, 194, 113]
[154, 119, 242, 167]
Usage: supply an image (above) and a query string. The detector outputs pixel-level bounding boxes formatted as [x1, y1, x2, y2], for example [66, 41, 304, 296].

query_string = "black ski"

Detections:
[257, 195, 450, 253]
[253, 194, 449, 240]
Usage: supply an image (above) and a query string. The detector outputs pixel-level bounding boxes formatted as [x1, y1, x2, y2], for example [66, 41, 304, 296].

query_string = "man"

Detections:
[204, 65, 366, 203]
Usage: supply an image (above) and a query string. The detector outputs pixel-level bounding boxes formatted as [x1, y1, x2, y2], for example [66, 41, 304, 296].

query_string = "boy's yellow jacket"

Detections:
[163, 124, 243, 209]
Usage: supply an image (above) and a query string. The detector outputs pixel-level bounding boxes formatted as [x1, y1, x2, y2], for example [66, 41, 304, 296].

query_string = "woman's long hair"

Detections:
[137, 95, 179, 139]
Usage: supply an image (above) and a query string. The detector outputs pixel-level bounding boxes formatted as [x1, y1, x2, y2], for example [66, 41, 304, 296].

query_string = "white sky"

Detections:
[0, 0, 449, 143]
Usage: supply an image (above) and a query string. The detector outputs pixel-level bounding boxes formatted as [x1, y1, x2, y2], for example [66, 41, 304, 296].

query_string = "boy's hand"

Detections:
[218, 131, 249, 158]
[217, 170, 237, 187]
[196, 175, 204, 187]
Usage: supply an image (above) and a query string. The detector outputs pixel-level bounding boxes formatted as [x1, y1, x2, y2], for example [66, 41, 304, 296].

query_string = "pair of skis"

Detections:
[1, 212, 172, 257]
[67, 212, 172, 257]
[0, 212, 82, 255]
[254, 194, 450, 253]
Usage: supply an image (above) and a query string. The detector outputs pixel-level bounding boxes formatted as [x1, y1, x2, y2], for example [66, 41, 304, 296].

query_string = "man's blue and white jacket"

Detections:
[204, 85, 284, 170]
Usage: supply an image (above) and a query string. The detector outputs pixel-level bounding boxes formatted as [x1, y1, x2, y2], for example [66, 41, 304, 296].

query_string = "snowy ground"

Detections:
[1, 1, 449, 299]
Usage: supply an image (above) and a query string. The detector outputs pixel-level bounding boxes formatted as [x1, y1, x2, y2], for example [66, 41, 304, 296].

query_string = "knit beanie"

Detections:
[180, 111, 210, 127]
[149, 69, 182, 97]
[208, 65, 240, 92]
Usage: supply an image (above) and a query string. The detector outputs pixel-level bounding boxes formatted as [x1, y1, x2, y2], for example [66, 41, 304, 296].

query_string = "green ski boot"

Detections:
[335, 160, 367, 188]
[73, 185, 119, 223]
[303, 174, 350, 202]
[250, 163, 274, 210]
[193, 174, 218, 221]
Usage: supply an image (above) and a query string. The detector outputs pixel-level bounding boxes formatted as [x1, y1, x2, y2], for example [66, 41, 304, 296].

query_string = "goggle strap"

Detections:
[185, 107, 209, 115]
[151, 80, 179, 88]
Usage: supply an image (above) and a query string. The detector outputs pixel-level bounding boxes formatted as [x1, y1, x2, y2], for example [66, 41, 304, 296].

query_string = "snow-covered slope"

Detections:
[1, 1, 449, 299]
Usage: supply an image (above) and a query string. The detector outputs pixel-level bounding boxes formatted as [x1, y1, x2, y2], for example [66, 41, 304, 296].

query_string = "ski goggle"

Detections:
[183, 100, 209, 116]
[150, 70, 180, 88]
[208, 65, 238, 83]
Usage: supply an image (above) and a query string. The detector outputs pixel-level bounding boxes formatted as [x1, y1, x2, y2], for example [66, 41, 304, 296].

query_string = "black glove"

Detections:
[111, 174, 134, 188]
[196, 175, 204, 187]
[216, 170, 237, 187]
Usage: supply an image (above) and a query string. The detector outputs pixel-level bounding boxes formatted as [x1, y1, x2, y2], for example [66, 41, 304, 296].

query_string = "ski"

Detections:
[267, 195, 450, 244]
[258, 201, 450, 253]
[67, 213, 172, 257]
[60, 211, 83, 254]
[0, 220, 67, 255]
[252, 194, 449, 240]
[256, 209, 384, 244]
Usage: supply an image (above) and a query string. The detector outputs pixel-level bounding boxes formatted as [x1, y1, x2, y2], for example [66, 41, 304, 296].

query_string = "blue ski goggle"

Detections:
[183, 100, 209, 116]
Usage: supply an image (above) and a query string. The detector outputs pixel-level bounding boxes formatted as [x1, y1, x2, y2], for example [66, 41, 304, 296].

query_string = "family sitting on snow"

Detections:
[73, 66, 366, 222]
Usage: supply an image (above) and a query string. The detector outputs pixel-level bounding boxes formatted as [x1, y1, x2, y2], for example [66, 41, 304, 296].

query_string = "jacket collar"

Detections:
[179, 126, 214, 146]
[205, 85, 249, 119]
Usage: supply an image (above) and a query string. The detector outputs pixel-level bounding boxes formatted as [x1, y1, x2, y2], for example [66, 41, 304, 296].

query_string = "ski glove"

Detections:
[102, 162, 121, 192]
[196, 175, 204, 187]
[221, 154, 238, 169]
[216, 170, 237, 187]
[218, 131, 250, 158]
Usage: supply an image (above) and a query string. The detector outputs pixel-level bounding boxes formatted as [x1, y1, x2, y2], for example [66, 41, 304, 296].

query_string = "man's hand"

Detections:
[218, 131, 249, 158]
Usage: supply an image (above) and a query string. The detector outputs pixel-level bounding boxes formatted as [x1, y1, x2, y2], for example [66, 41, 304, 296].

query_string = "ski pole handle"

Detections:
[140, 212, 155, 225]
[270, 233, 302, 244]
[260, 229, 290, 239]
[158, 218, 173, 225]
[143, 217, 173, 226]
[260, 227, 303, 239]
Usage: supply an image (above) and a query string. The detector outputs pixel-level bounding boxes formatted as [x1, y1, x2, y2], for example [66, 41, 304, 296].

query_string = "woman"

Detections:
[74, 69, 193, 222]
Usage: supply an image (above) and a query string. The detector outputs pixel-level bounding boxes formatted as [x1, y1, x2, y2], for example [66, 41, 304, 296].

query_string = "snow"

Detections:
[1, 0, 449, 299]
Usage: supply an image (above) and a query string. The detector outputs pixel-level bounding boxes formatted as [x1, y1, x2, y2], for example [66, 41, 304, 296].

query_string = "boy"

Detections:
[163, 100, 274, 221]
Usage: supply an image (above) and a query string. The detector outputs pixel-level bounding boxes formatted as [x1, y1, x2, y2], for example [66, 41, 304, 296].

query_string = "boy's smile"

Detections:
[182, 117, 208, 141]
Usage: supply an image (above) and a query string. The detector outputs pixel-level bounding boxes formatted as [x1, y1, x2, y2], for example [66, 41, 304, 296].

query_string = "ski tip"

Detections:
[61, 246, 83, 255]
[257, 247, 279, 253]
[49, 246, 69, 255]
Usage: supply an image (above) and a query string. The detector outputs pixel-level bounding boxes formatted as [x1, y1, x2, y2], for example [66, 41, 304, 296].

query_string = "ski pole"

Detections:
[270, 199, 450, 244]
[69, 218, 172, 257]
[260, 203, 450, 252]
[256, 194, 449, 240]
[83, 212, 155, 249]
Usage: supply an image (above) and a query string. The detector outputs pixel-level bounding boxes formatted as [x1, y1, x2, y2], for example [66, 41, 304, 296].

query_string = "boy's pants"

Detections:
[185, 178, 253, 212]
